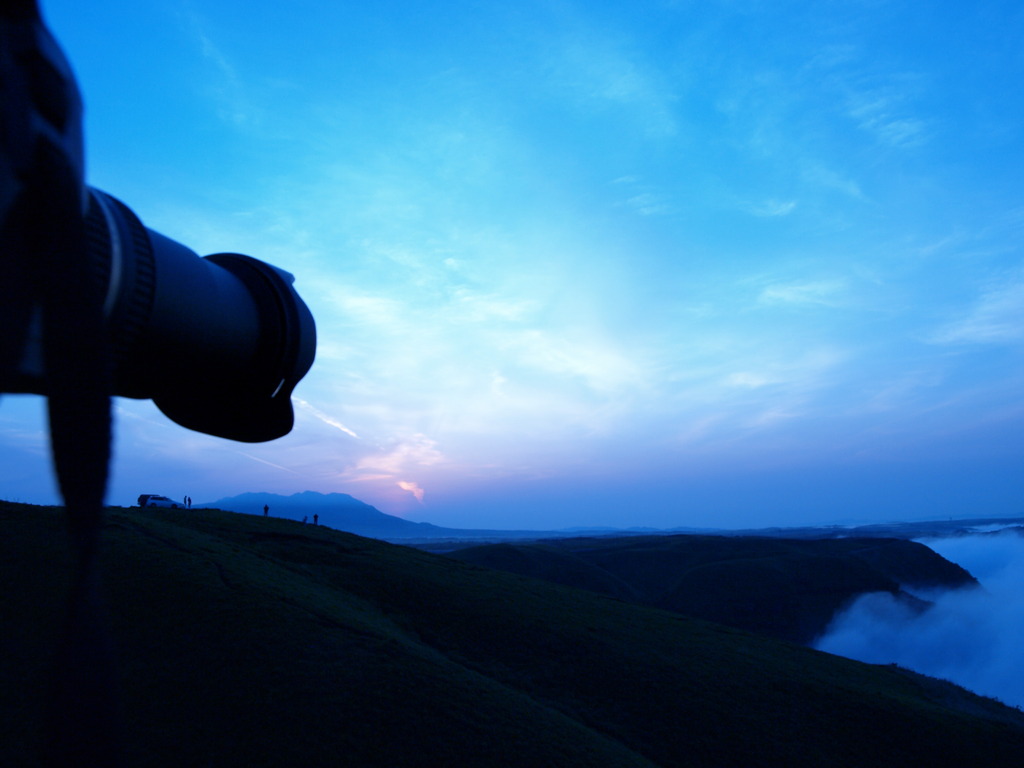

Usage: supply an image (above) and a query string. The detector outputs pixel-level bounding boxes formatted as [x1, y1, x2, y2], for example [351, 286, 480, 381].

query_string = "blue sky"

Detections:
[4, 0, 1024, 530]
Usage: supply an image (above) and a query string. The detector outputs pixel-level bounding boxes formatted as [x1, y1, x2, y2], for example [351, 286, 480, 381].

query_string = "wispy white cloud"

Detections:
[397, 480, 425, 502]
[545, 29, 678, 137]
[846, 88, 928, 148]
[294, 398, 359, 438]
[718, 346, 846, 397]
[801, 165, 866, 200]
[803, 30, 930, 152]
[327, 291, 408, 330]
[237, 452, 303, 475]
[749, 199, 798, 217]
[500, 328, 644, 396]
[353, 434, 444, 477]
[859, 371, 945, 413]
[449, 289, 537, 324]
[725, 372, 776, 389]
[624, 193, 674, 216]
[650, 338, 854, 456]
[744, 407, 798, 429]
[931, 276, 1024, 345]
[178, 8, 258, 127]
[610, 176, 675, 217]
[758, 279, 847, 307]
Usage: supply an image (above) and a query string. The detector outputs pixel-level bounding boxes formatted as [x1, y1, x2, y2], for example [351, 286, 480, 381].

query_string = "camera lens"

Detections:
[85, 188, 316, 442]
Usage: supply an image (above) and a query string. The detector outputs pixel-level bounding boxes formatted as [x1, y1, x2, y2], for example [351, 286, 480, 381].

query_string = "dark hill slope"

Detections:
[449, 534, 976, 644]
[202, 490, 557, 541]
[201, 490, 453, 539]
[1, 501, 1020, 767]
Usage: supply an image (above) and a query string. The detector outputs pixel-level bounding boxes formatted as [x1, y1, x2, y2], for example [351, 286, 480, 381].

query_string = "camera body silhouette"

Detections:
[1, 3, 316, 442]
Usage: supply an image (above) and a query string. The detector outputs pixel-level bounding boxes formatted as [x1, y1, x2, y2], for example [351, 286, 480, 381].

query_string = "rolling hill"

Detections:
[201, 490, 560, 541]
[2, 499, 1023, 766]
[447, 534, 977, 644]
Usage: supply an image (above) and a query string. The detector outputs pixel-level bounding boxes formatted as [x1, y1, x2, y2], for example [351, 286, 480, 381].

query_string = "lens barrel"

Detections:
[84, 188, 316, 442]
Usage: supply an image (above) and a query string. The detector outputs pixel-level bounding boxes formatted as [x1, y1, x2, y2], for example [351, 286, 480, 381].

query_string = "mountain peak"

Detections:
[200, 490, 445, 539]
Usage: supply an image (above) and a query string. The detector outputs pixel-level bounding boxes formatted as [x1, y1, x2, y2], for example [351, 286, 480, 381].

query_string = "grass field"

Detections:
[448, 534, 975, 643]
[2, 500, 1023, 766]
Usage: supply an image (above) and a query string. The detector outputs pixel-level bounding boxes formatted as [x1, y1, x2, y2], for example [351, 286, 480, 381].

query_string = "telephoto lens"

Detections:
[87, 189, 317, 441]
[11, 188, 316, 442]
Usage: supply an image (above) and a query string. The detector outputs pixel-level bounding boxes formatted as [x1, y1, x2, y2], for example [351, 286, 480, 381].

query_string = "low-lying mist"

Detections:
[815, 527, 1024, 708]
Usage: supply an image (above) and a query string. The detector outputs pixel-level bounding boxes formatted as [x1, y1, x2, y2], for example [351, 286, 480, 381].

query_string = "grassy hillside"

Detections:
[449, 534, 976, 643]
[2, 500, 1022, 767]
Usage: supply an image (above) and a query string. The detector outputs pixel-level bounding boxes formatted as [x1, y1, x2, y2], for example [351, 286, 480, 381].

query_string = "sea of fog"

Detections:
[815, 526, 1024, 709]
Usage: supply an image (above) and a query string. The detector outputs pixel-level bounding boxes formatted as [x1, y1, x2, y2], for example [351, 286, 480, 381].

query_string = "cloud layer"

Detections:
[816, 530, 1024, 708]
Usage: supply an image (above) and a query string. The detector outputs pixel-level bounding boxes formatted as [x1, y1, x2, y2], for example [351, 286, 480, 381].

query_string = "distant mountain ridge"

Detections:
[201, 490, 1024, 546]
[201, 491, 452, 539]
[200, 490, 568, 541]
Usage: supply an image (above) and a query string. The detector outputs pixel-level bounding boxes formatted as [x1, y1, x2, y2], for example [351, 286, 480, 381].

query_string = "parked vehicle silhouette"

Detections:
[137, 494, 182, 509]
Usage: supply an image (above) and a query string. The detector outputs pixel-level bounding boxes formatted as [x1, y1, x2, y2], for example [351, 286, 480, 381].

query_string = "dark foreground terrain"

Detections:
[448, 534, 976, 644]
[2, 500, 1024, 767]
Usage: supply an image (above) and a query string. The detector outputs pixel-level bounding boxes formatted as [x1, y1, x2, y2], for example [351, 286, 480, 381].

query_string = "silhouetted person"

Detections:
[313, 514, 318, 526]
[302, 516, 308, 524]
[263, 504, 269, 517]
